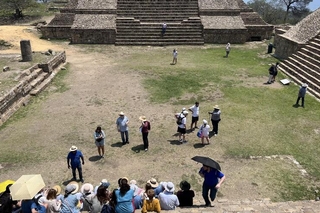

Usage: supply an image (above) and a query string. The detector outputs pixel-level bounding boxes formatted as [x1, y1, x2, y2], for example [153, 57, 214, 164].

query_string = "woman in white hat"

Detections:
[208, 105, 221, 136]
[199, 120, 210, 145]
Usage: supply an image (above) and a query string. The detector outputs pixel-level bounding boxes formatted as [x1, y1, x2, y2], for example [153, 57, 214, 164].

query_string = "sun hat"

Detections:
[139, 116, 147, 121]
[302, 83, 308, 88]
[164, 182, 175, 193]
[147, 178, 159, 188]
[179, 180, 191, 191]
[66, 181, 79, 194]
[214, 105, 220, 109]
[80, 183, 93, 194]
[70, 145, 77, 151]
[203, 119, 208, 124]
[52, 185, 61, 195]
[100, 179, 110, 187]
[182, 110, 188, 115]
[182, 107, 186, 111]
[119, 111, 125, 116]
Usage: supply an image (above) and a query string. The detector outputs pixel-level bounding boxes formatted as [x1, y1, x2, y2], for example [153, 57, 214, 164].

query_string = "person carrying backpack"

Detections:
[0, 184, 13, 213]
[175, 110, 188, 143]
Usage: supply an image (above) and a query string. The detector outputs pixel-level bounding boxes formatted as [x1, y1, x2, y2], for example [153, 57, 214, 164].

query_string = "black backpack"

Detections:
[0, 192, 12, 213]
[176, 114, 183, 125]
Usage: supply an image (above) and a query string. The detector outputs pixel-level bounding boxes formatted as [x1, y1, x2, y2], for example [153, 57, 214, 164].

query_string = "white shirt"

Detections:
[178, 116, 186, 128]
[200, 124, 210, 136]
[189, 105, 199, 117]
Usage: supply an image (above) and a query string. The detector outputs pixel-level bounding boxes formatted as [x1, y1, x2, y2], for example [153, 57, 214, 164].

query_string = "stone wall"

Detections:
[204, 29, 247, 43]
[274, 35, 304, 59]
[246, 25, 273, 41]
[0, 51, 67, 126]
[41, 26, 72, 39]
[71, 29, 116, 44]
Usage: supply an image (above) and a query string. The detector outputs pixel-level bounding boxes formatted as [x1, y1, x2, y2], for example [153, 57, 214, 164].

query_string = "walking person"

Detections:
[116, 112, 129, 145]
[94, 126, 106, 158]
[271, 62, 279, 82]
[139, 116, 151, 151]
[225, 43, 230, 58]
[267, 64, 275, 84]
[295, 83, 308, 108]
[199, 120, 210, 145]
[199, 164, 225, 207]
[67, 145, 85, 183]
[161, 23, 167, 36]
[172, 49, 178, 65]
[208, 105, 221, 136]
[189, 102, 199, 130]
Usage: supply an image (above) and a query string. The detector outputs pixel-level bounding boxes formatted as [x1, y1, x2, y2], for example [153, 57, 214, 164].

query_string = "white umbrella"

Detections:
[10, 174, 45, 200]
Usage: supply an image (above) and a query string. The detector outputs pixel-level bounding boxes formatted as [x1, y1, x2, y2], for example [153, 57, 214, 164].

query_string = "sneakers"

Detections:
[183, 140, 187, 143]
[195, 126, 199, 129]
[80, 179, 84, 183]
[145, 148, 148, 151]
[214, 134, 217, 136]
[179, 139, 183, 144]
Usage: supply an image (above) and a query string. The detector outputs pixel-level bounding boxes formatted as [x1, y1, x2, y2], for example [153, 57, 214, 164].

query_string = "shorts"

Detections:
[192, 116, 199, 123]
[95, 140, 105, 147]
[177, 127, 186, 134]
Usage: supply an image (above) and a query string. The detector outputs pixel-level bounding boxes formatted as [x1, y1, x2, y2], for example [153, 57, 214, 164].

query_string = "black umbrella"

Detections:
[191, 156, 221, 171]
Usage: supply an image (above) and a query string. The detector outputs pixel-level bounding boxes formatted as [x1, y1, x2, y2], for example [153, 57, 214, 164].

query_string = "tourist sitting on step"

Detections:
[176, 180, 195, 207]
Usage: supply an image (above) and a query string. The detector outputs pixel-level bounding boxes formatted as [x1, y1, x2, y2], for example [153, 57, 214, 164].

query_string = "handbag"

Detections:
[197, 130, 202, 138]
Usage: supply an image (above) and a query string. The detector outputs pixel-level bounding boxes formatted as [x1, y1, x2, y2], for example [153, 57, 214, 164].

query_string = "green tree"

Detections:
[281, 0, 313, 23]
[0, 0, 36, 19]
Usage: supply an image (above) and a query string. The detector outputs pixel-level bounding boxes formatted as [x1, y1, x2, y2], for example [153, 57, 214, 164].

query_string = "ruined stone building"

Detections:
[41, 0, 273, 45]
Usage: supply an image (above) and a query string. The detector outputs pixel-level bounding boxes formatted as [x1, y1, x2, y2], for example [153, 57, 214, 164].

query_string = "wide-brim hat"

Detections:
[139, 116, 147, 121]
[80, 183, 93, 194]
[66, 181, 79, 194]
[214, 105, 220, 109]
[70, 145, 77, 151]
[302, 83, 308, 88]
[52, 185, 61, 195]
[182, 110, 188, 115]
[179, 180, 191, 191]
[164, 182, 175, 193]
[147, 178, 159, 188]
[119, 111, 125, 116]
[203, 119, 208, 124]
[100, 179, 110, 188]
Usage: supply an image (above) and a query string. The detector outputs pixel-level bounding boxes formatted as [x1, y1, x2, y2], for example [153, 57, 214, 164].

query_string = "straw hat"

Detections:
[69, 146, 77, 151]
[80, 183, 93, 194]
[119, 111, 125, 116]
[147, 178, 159, 188]
[66, 181, 79, 194]
[214, 105, 220, 109]
[52, 185, 61, 195]
[139, 116, 147, 121]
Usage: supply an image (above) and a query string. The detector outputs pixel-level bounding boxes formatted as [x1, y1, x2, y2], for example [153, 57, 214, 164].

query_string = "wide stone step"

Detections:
[115, 41, 204, 45]
[295, 51, 320, 67]
[291, 54, 320, 74]
[308, 40, 320, 49]
[117, 4, 198, 7]
[29, 72, 50, 89]
[299, 47, 320, 59]
[305, 45, 320, 56]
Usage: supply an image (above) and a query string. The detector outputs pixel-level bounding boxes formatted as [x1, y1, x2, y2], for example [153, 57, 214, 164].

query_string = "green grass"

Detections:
[118, 44, 320, 201]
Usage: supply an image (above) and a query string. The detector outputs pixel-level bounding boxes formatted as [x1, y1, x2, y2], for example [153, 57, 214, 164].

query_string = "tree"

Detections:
[0, 0, 35, 19]
[247, 0, 284, 24]
[281, 0, 313, 23]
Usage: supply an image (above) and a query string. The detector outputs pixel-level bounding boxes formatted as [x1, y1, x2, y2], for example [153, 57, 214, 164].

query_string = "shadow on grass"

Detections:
[193, 143, 205, 149]
[89, 155, 101, 162]
[293, 104, 300, 108]
[111, 142, 124, 147]
[167, 139, 182, 145]
[131, 144, 145, 153]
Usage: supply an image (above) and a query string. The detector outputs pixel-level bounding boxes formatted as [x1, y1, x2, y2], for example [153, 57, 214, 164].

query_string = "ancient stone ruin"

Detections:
[40, 0, 273, 45]
[275, 8, 320, 99]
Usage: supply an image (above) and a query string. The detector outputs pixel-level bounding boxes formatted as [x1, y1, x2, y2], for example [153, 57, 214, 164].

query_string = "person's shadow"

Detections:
[293, 103, 300, 108]
[111, 142, 124, 147]
[193, 143, 205, 149]
[167, 139, 182, 145]
[131, 144, 145, 153]
[89, 155, 101, 162]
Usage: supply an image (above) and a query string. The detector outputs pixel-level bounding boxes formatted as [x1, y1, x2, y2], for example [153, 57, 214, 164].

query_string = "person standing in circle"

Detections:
[116, 111, 129, 145]
[67, 146, 85, 183]
[172, 49, 178, 65]
[94, 126, 106, 158]
[189, 101, 200, 130]
[208, 105, 221, 136]
[139, 116, 151, 151]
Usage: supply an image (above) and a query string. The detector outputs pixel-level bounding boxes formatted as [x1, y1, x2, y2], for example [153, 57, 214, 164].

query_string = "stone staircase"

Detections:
[278, 34, 320, 99]
[115, 0, 204, 45]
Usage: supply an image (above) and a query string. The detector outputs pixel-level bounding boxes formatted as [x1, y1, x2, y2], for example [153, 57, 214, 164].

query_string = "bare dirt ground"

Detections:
[0, 21, 311, 203]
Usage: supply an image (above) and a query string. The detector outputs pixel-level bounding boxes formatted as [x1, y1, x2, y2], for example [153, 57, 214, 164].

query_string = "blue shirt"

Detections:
[21, 200, 33, 213]
[116, 116, 129, 132]
[60, 194, 80, 213]
[67, 150, 83, 168]
[114, 189, 134, 213]
[158, 191, 179, 210]
[199, 168, 224, 187]
[31, 202, 46, 213]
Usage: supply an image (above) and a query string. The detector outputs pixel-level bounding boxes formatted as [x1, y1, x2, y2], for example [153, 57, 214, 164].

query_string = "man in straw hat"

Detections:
[116, 111, 129, 145]
[295, 83, 308, 108]
[67, 145, 85, 183]
[139, 115, 151, 151]
[208, 105, 221, 136]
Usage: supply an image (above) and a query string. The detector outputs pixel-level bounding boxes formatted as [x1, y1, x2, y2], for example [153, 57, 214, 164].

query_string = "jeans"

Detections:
[142, 132, 149, 149]
[72, 164, 83, 180]
[120, 131, 129, 144]
[202, 184, 217, 205]
[211, 119, 220, 134]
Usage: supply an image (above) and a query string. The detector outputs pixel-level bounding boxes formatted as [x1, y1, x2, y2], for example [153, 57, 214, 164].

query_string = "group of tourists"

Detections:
[0, 163, 225, 213]
[175, 102, 222, 145]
